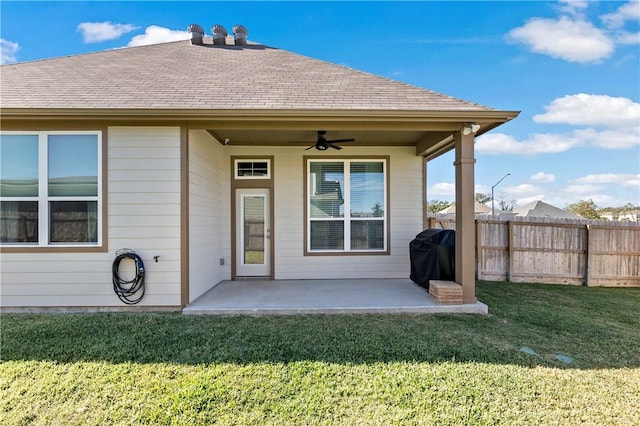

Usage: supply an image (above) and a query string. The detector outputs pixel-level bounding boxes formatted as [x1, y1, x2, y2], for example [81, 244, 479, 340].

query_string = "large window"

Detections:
[0, 131, 102, 247]
[306, 158, 387, 253]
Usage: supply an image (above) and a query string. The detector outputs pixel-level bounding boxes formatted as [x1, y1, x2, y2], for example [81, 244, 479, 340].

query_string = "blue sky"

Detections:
[1, 0, 639, 208]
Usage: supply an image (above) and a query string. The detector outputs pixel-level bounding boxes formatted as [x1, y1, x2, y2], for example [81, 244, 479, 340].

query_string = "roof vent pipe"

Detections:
[233, 25, 248, 45]
[187, 24, 205, 45]
[212, 24, 228, 45]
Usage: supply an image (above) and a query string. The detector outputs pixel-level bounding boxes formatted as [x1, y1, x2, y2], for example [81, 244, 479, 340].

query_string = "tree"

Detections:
[426, 199, 452, 213]
[475, 193, 491, 204]
[566, 199, 601, 219]
[497, 194, 517, 211]
[371, 202, 384, 217]
[599, 202, 636, 221]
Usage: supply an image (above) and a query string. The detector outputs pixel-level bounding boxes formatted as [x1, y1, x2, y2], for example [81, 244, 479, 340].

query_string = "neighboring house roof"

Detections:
[513, 200, 581, 219]
[1, 37, 493, 112]
[438, 202, 492, 214]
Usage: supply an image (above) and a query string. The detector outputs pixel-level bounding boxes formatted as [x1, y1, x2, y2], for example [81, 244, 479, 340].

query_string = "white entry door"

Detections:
[236, 188, 271, 277]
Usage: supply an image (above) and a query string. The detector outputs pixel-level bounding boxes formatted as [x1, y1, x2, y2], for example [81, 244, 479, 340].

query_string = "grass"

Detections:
[1, 281, 639, 425]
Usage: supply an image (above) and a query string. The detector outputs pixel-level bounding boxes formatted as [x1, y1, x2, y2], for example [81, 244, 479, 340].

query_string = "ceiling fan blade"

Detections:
[327, 142, 343, 150]
[327, 138, 355, 143]
[305, 144, 316, 150]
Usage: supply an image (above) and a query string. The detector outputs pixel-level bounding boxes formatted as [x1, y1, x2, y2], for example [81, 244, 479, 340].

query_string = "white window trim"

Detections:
[0, 130, 102, 247]
[306, 158, 387, 253]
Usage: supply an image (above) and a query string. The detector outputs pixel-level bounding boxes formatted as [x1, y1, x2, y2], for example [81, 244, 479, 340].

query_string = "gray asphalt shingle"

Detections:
[1, 38, 494, 112]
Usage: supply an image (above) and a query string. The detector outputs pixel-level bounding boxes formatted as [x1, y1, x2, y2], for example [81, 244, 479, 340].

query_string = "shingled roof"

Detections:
[1, 37, 494, 112]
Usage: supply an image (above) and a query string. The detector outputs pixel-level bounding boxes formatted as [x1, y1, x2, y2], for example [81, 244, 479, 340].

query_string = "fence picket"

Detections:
[426, 214, 640, 287]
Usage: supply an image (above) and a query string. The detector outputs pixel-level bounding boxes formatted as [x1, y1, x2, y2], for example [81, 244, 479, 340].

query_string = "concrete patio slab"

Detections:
[182, 279, 488, 315]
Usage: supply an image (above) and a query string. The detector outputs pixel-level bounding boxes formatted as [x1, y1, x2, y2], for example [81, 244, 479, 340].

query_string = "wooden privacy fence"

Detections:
[427, 215, 640, 287]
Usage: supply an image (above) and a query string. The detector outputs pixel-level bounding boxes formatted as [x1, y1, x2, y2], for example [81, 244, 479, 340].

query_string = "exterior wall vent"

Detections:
[187, 24, 205, 45]
[233, 25, 248, 46]
[212, 24, 228, 45]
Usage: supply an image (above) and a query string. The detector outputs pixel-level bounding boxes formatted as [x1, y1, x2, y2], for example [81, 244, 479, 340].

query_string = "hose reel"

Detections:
[112, 248, 145, 305]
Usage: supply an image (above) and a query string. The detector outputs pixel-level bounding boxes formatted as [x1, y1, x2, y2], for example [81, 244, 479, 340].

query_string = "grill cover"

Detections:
[409, 229, 455, 289]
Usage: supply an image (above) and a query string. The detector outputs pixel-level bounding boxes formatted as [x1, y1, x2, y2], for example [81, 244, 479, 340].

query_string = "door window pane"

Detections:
[0, 201, 38, 243]
[243, 195, 265, 265]
[49, 201, 98, 243]
[48, 134, 98, 196]
[0, 134, 39, 197]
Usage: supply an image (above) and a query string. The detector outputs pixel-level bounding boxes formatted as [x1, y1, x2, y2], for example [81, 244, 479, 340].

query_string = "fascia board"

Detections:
[0, 108, 520, 124]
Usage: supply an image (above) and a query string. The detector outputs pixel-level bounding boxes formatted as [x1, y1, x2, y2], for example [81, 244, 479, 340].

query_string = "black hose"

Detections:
[112, 249, 145, 305]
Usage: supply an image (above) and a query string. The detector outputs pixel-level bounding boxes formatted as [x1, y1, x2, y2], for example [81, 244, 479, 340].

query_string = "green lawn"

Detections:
[1, 281, 639, 425]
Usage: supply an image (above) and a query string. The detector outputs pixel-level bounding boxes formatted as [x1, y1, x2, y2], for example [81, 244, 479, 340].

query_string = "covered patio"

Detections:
[182, 279, 488, 315]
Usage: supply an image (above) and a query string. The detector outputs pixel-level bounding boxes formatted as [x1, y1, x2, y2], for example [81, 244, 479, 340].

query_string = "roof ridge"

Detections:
[0, 39, 192, 67]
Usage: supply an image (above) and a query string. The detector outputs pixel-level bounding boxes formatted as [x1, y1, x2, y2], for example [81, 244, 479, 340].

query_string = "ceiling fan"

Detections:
[305, 130, 355, 151]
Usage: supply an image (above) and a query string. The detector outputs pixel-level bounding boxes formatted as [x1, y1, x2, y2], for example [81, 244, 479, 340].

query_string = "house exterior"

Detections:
[437, 202, 493, 215]
[512, 200, 581, 219]
[600, 209, 640, 222]
[0, 27, 518, 310]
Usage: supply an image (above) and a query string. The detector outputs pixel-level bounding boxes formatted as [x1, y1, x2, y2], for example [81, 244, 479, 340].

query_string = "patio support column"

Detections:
[454, 131, 477, 303]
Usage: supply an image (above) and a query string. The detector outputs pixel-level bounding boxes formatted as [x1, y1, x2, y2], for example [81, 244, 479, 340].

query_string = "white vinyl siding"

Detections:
[225, 145, 423, 280]
[0, 126, 182, 308]
[188, 130, 231, 302]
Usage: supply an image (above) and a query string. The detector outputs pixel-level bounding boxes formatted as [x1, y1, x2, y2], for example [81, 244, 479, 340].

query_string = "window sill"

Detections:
[0, 245, 107, 254]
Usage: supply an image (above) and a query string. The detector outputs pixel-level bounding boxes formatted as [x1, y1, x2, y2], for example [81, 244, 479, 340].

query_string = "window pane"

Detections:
[50, 201, 98, 243]
[243, 195, 265, 265]
[310, 221, 344, 250]
[48, 134, 98, 196]
[237, 161, 269, 177]
[309, 162, 344, 218]
[0, 201, 38, 243]
[350, 162, 384, 218]
[0, 134, 39, 197]
[351, 220, 384, 250]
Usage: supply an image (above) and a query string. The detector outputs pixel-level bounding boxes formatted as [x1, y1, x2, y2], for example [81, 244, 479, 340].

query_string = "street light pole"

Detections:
[491, 173, 511, 215]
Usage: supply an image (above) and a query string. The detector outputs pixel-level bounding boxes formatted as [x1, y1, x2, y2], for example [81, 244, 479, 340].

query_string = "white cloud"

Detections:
[571, 173, 640, 187]
[529, 94, 640, 150]
[1, 38, 19, 64]
[507, 16, 614, 63]
[476, 132, 580, 155]
[427, 182, 455, 197]
[601, 1, 640, 28]
[78, 21, 139, 43]
[615, 30, 640, 44]
[503, 184, 544, 196]
[534, 94, 640, 127]
[477, 125, 639, 155]
[127, 26, 190, 47]
[563, 184, 605, 194]
[558, 0, 589, 18]
[530, 172, 556, 183]
[573, 127, 640, 149]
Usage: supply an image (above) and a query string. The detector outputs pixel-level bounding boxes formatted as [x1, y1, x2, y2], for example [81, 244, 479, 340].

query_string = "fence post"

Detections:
[585, 224, 592, 286]
[507, 220, 514, 282]
[475, 218, 482, 280]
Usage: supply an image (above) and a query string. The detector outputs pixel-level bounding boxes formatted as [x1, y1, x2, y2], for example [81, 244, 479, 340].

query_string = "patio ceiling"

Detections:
[207, 129, 424, 147]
